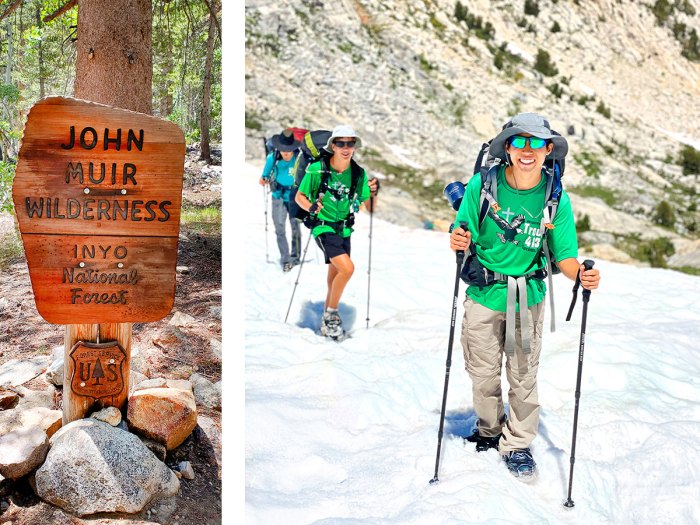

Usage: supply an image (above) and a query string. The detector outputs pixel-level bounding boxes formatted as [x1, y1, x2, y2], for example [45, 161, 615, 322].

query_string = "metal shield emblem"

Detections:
[69, 341, 126, 399]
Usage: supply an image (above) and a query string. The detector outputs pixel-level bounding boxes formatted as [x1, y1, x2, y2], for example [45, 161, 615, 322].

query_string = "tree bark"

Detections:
[199, 0, 218, 163]
[64, 0, 153, 423]
[74, 0, 152, 114]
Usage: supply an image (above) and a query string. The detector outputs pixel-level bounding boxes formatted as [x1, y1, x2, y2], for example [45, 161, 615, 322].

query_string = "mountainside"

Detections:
[244, 0, 700, 270]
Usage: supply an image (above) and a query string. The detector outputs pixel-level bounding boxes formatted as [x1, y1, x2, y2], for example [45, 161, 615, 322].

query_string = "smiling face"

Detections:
[331, 137, 357, 162]
[280, 150, 295, 161]
[506, 133, 553, 176]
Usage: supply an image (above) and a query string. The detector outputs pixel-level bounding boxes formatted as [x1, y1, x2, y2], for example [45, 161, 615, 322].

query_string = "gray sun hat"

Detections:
[325, 125, 363, 150]
[489, 112, 568, 160]
[271, 128, 301, 152]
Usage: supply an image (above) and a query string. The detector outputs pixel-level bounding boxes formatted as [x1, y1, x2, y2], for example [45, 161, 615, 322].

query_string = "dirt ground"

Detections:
[0, 146, 223, 524]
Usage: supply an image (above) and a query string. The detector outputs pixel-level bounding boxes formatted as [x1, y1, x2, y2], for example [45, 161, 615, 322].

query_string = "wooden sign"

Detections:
[12, 97, 185, 324]
[69, 341, 127, 399]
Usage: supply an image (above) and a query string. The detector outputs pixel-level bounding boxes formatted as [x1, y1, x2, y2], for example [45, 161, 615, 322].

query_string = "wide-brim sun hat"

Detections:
[271, 128, 302, 152]
[325, 125, 363, 150]
[489, 112, 568, 160]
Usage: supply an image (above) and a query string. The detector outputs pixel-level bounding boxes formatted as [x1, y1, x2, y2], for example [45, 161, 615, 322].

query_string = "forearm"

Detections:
[557, 257, 581, 281]
[295, 191, 313, 212]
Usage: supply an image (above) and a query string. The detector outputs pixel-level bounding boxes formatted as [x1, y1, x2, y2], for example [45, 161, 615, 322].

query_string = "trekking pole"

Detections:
[284, 231, 314, 323]
[429, 223, 466, 485]
[365, 196, 375, 329]
[563, 259, 595, 508]
[263, 185, 270, 263]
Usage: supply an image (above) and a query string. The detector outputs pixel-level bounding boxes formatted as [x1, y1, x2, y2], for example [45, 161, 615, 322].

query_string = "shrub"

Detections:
[653, 200, 676, 228]
[534, 49, 558, 76]
[636, 237, 675, 268]
[551, 21, 561, 33]
[576, 214, 591, 232]
[524, 0, 539, 16]
[596, 101, 612, 118]
[679, 145, 700, 174]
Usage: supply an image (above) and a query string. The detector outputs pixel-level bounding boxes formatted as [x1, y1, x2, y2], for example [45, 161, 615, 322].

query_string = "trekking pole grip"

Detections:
[455, 222, 468, 264]
[581, 259, 595, 302]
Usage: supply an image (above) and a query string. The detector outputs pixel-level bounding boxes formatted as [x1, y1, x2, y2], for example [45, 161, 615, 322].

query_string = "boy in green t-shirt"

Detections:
[449, 113, 601, 478]
[295, 125, 378, 338]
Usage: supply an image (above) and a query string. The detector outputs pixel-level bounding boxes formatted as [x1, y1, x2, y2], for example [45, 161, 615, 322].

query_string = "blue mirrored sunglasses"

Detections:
[509, 136, 548, 149]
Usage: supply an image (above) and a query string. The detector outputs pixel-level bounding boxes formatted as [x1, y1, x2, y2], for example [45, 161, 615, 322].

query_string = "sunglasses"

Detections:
[333, 140, 356, 149]
[509, 136, 548, 149]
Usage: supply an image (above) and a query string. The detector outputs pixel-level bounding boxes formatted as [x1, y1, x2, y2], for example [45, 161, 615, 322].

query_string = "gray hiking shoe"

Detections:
[321, 308, 343, 338]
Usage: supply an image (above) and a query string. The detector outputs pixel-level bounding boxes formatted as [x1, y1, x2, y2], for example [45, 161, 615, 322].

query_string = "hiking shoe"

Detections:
[465, 430, 501, 452]
[283, 262, 294, 272]
[321, 308, 343, 338]
[502, 448, 537, 478]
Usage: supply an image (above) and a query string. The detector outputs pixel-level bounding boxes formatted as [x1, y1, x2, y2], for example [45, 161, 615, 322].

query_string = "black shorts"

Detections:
[315, 233, 351, 264]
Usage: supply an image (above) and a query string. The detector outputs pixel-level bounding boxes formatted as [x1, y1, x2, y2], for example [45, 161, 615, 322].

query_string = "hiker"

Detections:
[448, 112, 600, 478]
[259, 129, 302, 272]
[294, 125, 378, 339]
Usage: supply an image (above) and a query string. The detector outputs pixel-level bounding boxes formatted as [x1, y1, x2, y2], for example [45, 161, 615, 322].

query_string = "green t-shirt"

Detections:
[298, 160, 371, 238]
[455, 166, 578, 312]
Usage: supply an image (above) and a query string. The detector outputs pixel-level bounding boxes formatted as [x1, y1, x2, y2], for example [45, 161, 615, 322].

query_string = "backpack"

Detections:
[460, 123, 568, 331]
[289, 155, 364, 230]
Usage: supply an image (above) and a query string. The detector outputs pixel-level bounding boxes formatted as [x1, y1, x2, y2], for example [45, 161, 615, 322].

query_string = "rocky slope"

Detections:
[244, 0, 700, 269]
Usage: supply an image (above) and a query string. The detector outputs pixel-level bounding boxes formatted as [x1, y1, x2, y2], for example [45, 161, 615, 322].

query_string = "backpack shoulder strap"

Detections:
[348, 159, 364, 199]
[478, 165, 500, 228]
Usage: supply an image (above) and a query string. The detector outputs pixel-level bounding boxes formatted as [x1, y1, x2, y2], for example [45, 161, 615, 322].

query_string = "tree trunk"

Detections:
[74, 0, 152, 114]
[36, 4, 45, 99]
[199, 1, 217, 163]
[64, 0, 153, 423]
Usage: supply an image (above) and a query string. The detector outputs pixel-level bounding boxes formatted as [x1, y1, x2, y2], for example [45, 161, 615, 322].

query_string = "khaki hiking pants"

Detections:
[460, 295, 545, 454]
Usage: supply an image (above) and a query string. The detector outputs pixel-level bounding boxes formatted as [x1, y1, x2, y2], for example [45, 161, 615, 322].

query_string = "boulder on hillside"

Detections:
[35, 419, 179, 516]
[44, 358, 64, 387]
[127, 387, 198, 451]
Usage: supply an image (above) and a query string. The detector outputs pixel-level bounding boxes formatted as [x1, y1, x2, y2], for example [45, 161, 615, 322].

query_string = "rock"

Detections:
[90, 406, 122, 426]
[129, 370, 149, 394]
[0, 298, 8, 313]
[0, 406, 62, 439]
[177, 461, 195, 480]
[127, 387, 198, 450]
[132, 378, 168, 392]
[209, 306, 222, 320]
[166, 379, 192, 392]
[0, 357, 50, 388]
[0, 390, 19, 411]
[589, 243, 639, 265]
[189, 374, 221, 411]
[0, 426, 49, 480]
[209, 338, 222, 359]
[51, 346, 64, 361]
[152, 326, 186, 349]
[139, 436, 167, 462]
[44, 358, 64, 387]
[176, 266, 190, 274]
[35, 419, 179, 516]
[197, 415, 222, 470]
[168, 311, 196, 328]
[15, 386, 54, 410]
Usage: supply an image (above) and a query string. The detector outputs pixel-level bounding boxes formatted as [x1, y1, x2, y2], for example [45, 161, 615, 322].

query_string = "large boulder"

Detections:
[189, 373, 221, 411]
[127, 386, 197, 450]
[35, 419, 179, 516]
